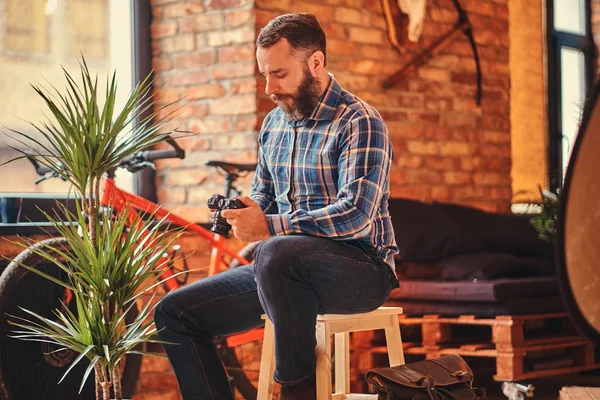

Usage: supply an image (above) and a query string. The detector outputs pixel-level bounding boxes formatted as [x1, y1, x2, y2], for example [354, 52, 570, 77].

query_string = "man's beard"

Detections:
[271, 69, 322, 121]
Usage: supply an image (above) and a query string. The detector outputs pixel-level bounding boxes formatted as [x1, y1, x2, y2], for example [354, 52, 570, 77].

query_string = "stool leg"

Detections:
[334, 332, 350, 396]
[384, 314, 405, 367]
[257, 319, 276, 400]
[315, 320, 332, 400]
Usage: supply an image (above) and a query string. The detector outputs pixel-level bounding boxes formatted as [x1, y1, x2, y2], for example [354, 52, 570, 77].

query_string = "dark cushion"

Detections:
[395, 253, 554, 281]
[435, 202, 553, 257]
[388, 198, 482, 261]
[389, 276, 559, 302]
[438, 252, 554, 280]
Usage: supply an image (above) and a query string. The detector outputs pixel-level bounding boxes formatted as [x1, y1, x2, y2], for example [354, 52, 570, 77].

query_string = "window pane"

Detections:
[554, 0, 585, 35]
[0, 0, 133, 194]
[560, 47, 586, 178]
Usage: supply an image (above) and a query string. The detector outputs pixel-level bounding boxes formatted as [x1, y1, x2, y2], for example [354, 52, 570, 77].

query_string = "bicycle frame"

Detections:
[100, 177, 250, 290]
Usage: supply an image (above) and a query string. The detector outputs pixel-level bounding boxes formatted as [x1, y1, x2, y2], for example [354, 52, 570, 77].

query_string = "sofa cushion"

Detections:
[435, 202, 553, 257]
[388, 198, 482, 262]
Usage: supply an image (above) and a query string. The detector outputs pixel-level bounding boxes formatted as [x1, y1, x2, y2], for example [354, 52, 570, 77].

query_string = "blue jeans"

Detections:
[154, 235, 397, 400]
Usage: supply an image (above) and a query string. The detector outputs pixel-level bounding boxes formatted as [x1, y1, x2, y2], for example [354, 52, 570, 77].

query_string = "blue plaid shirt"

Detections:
[251, 75, 398, 269]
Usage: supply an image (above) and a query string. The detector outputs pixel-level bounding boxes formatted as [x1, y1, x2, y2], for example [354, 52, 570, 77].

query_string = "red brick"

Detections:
[390, 186, 431, 201]
[429, 8, 456, 23]
[348, 27, 384, 44]
[255, 9, 279, 26]
[152, 7, 164, 20]
[234, 115, 259, 131]
[219, 43, 254, 63]
[334, 7, 364, 25]
[439, 142, 471, 156]
[473, 172, 507, 186]
[167, 168, 211, 186]
[157, 187, 186, 204]
[362, 0, 382, 12]
[188, 103, 210, 117]
[387, 122, 421, 139]
[407, 169, 442, 185]
[163, 2, 205, 19]
[152, 56, 173, 72]
[407, 141, 439, 155]
[328, 39, 357, 56]
[409, 112, 440, 125]
[158, 35, 195, 54]
[153, 88, 180, 105]
[230, 78, 256, 95]
[209, 0, 251, 9]
[426, 156, 456, 170]
[174, 135, 211, 151]
[209, 95, 256, 114]
[180, 14, 224, 33]
[168, 70, 210, 86]
[443, 171, 472, 185]
[321, 23, 348, 40]
[190, 117, 232, 134]
[212, 132, 256, 150]
[417, 67, 451, 82]
[174, 50, 217, 69]
[395, 155, 423, 168]
[151, 21, 177, 38]
[182, 83, 226, 100]
[295, 3, 335, 22]
[226, 8, 253, 27]
[211, 62, 255, 79]
[255, 0, 292, 12]
[208, 26, 254, 46]
[348, 59, 382, 75]
[431, 186, 452, 200]
[150, 0, 177, 4]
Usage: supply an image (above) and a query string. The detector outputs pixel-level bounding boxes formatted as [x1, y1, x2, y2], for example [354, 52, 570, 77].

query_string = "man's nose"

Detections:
[265, 78, 278, 96]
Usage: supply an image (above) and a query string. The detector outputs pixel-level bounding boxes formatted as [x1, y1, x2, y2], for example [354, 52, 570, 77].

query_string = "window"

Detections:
[546, 0, 593, 191]
[0, 0, 139, 195]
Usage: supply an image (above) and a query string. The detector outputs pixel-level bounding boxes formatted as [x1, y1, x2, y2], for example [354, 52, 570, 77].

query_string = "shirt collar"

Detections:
[307, 73, 341, 122]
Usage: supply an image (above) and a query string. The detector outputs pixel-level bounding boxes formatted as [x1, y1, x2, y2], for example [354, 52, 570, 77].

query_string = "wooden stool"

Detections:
[257, 306, 405, 400]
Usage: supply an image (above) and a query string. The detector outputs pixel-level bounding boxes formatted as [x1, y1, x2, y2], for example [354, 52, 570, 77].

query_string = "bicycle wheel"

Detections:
[221, 241, 263, 400]
[0, 238, 141, 400]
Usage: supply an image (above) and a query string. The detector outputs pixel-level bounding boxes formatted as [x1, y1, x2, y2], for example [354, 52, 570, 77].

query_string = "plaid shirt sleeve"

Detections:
[250, 115, 276, 213]
[266, 114, 392, 240]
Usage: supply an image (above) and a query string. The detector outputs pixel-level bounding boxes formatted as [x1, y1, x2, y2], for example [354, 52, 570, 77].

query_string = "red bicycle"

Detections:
[0, 140, 264, 399]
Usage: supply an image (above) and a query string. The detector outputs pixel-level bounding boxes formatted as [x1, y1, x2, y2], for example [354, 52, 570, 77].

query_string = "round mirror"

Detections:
[556, 81, 600, 345]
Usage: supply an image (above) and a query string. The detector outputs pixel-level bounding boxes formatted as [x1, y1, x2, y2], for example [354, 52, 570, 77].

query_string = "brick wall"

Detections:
[151, 0, 258, 224]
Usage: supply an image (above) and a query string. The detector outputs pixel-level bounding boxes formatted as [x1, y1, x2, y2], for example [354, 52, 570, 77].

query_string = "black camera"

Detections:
[207, 194, 247, 237]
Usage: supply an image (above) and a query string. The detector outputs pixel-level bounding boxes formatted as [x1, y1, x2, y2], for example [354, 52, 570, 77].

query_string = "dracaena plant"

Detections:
[3, 57, 184, 400]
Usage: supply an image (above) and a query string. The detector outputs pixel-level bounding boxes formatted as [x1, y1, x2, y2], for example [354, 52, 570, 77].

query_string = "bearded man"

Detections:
[155, 13, 399, 400]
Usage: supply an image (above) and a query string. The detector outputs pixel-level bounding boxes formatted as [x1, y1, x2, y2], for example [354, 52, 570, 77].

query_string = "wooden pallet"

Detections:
[350, 312, 600, 386]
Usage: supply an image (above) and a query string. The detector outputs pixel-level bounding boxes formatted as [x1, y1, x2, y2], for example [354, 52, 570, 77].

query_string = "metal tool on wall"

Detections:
[380, 0, 482, 105]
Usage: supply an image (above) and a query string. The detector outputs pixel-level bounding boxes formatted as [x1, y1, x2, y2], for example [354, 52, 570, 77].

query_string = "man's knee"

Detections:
[254, 236, 310, 284]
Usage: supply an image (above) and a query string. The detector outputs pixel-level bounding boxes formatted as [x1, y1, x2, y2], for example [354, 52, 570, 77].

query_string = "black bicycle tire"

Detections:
[0, 237, 142, 400]
[223, 241, 261, 400]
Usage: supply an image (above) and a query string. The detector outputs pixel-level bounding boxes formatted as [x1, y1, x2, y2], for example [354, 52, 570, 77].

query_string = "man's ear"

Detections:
[307, 51, 325, 76]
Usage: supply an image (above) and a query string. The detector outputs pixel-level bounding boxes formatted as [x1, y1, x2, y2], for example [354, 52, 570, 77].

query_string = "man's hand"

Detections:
[220, 196, 272, 243]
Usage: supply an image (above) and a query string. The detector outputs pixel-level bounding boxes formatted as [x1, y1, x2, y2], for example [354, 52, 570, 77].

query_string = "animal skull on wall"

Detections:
[398, 0, 426, 42]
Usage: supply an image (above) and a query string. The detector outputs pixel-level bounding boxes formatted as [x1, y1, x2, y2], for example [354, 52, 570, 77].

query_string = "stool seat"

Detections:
[257, 306, 405, 400]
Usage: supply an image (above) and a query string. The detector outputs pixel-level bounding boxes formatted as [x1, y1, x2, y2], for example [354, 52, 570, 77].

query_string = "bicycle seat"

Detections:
[205, 160, 257, 175]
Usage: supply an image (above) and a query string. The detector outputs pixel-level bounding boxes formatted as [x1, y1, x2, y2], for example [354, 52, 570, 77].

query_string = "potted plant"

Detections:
[3, 58, 183, 400]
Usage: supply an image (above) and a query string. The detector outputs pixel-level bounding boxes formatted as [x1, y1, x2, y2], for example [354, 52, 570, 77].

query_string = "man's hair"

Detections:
[257, 13, 327, 66]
